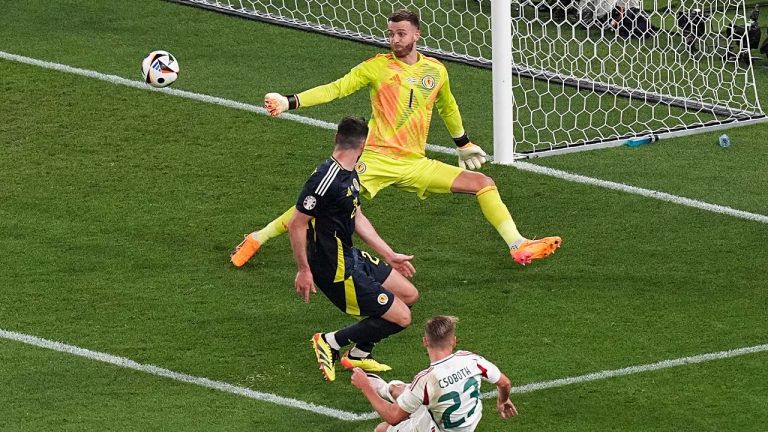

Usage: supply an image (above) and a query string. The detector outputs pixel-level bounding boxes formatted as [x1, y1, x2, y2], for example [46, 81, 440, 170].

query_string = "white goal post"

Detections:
[168, 0, 766, 163]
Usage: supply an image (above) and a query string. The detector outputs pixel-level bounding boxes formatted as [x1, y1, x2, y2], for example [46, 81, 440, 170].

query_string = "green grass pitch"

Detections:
[1, 1, 767, 431]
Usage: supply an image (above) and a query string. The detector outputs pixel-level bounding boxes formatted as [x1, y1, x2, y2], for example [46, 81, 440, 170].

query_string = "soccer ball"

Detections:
[141, 50, 179, 88]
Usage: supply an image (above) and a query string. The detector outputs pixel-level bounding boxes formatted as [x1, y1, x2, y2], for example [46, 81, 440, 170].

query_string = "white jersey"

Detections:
[396, 351, 502, 432]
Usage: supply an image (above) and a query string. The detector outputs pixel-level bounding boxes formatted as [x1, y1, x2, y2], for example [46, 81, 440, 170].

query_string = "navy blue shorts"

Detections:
[315, 249, 394, 318]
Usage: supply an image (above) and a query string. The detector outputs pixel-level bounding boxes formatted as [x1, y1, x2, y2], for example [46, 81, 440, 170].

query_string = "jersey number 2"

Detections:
[360, 251, 380, 265]
[437, 376, 481, 429]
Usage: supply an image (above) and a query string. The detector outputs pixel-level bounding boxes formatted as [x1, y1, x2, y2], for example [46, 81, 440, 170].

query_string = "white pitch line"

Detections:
[482, 342, 768, 398]
[2, 49, 765, 223]
[0, 328, 378, 421]
[515, 162, 768, 224]
[3, 48, 768, 413]
[0, 51, 457, 157]
[0, 50, 453, 152]
[2, 327, 767, 421]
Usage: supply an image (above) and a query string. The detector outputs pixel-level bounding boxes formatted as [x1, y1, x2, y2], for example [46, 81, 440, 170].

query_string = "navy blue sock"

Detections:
[354, 342, 375, 355]
[334, 317, 405, 352]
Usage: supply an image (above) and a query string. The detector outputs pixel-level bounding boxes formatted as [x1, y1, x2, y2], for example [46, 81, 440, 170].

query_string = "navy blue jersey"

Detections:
[296, 157, 361, 282]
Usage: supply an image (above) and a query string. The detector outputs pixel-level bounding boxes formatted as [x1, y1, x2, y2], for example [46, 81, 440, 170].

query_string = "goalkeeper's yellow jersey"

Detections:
[296, 53, 465, 159]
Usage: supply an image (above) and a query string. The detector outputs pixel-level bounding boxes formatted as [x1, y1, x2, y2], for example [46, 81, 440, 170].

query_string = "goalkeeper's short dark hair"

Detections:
[388, 9, 420, 29]
[335, 116, 368, 150]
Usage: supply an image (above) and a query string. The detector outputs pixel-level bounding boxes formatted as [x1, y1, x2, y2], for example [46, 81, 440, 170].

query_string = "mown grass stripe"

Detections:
[2, 328, 766, 421]
[2, 49, 765, 224]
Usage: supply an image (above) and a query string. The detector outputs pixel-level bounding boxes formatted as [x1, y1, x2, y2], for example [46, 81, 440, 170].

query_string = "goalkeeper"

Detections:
[231, 9, 561, 268]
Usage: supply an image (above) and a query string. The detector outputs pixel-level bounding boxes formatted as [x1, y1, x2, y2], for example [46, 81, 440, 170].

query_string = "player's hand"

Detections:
[350, 367, 370, 391]
[294, 268, 316, 303]
[497, 399, 518, 419]
[457, 143, 487, 170]
[264, 92, 289, 117]
[388, 253, 415, 278]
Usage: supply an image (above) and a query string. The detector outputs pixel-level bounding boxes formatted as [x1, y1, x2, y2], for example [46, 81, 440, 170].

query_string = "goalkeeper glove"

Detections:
[456, 141, 487, 170]
[264, 93, 299, 117]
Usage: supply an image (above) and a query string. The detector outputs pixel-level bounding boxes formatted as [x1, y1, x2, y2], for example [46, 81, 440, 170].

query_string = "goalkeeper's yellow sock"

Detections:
[476, 186, 524, 248]
[252, 207, 295, 244]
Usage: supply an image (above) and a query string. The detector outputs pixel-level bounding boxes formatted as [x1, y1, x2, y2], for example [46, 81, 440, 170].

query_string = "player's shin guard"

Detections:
[476, 186, 523, 247]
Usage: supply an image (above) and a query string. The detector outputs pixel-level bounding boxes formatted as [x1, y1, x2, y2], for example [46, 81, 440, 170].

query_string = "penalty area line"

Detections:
[514, 162, 768, 225]
[2, 328, 768, 421]
[483, 342, 768, 398]
[0, 49, 457, 157]
[1, 49, 765, 224]
[0, 328, 377, 422]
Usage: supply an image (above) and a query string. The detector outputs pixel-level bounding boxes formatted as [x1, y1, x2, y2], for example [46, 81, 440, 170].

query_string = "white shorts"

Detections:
[386, 406, 439, 432]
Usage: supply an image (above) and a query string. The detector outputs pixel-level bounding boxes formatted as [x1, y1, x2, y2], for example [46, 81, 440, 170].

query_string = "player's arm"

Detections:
[494, 373, 518, 419]
[354, 207, 415, 278]
[286, 209, 316, 303]
[264, 62, 372, 116]
[350, 368, 411, 425]
[476, 356, 518, 420]
[288, 168, 328, 302]
[434, 72, 487, 170]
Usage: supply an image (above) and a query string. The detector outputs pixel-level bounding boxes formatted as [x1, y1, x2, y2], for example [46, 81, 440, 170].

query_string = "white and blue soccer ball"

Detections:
[141, 50, 179, 88]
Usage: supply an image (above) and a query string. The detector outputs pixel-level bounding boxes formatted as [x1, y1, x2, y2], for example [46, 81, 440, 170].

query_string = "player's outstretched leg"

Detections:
[230, 207, 295, 267]
[451, 170, 562, 265]
[476, 184, 562, 265]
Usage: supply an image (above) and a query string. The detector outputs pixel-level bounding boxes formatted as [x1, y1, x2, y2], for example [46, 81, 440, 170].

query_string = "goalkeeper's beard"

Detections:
[391, 41, 415, 59]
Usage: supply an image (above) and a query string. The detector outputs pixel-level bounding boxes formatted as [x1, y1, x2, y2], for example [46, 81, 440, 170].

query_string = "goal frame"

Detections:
[166, 0, 767, 163]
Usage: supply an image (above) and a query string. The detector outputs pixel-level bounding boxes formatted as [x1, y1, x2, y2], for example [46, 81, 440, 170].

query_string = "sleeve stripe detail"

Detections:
[477, 362, 488, 378]
[409, 367, 432, 390]
[315, 164, 340, 196]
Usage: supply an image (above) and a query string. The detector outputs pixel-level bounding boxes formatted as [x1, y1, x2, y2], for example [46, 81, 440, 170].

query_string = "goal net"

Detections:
[169, 0, 766, 159]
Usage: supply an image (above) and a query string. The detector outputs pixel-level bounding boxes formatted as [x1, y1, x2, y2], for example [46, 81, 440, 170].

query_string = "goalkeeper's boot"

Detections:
[311, 333, 339, 382]
[230, 234, 261, 267]
[511, 236, 562, 266]
[340, 351, 392, 372]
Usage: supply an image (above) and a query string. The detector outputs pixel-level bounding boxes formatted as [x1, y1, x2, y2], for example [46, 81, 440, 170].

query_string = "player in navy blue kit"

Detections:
[287, 117, 419, 381]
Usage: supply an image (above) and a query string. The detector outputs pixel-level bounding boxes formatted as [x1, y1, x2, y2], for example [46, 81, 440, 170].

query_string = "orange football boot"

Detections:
[511, 236, 562, 265]
[229, 234, 261, 267]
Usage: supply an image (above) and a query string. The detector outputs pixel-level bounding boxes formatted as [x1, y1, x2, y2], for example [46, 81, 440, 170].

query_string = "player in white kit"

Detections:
[351, 315, 518, 432]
